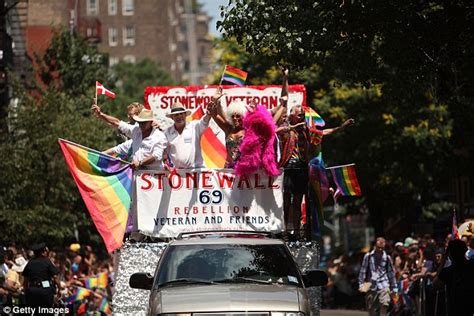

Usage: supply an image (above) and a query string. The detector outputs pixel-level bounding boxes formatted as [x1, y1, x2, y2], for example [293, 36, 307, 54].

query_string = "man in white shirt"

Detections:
[164, 101, 212, 169]
[92, 104, 167, 169]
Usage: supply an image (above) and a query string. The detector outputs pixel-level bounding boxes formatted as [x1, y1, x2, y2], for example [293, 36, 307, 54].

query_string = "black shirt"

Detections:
[23, 257, 59, 283]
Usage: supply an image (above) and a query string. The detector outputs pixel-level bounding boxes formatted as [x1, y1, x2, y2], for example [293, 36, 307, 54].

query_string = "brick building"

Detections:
[6, 0, 212, 84]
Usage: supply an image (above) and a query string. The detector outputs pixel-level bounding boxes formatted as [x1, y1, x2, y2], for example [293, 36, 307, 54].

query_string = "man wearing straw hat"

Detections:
[103, 109, 167, 170]
[163, 87, 223, 169]
[164, 100, 213, 169]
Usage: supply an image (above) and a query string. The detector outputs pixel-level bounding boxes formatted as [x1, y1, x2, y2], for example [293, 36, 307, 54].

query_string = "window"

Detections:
[109, 57, 119, 67]
[86, 0, 99, 16]
[108, 0, 117, 15]
[122, 0, 134, 15]
[123, 55, 136, 63]
[122, 26, 135, 46]
[108, 27, 118, 46]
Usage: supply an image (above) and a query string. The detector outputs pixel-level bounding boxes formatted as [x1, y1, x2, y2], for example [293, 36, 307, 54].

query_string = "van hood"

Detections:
[153, 284, 306, 313]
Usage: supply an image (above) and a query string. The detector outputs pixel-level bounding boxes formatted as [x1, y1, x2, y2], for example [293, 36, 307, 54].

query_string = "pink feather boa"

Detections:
[234, 105, 280, 177]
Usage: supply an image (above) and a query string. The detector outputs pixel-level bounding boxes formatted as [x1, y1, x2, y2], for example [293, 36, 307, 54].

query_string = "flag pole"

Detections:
[219, 65, 226, 86]
[58, 138, 131, 165]
[95, 81, 98, 107]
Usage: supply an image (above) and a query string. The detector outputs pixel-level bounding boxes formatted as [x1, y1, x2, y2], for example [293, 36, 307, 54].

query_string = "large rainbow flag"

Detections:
[222, 65, 248, 86]
[58, 139, 132, 253]
[189, 107, 227, 168]
[327, 164, 362, 202]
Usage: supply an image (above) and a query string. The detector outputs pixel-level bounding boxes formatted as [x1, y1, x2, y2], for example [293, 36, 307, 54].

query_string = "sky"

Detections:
[200, 0, 229, 36]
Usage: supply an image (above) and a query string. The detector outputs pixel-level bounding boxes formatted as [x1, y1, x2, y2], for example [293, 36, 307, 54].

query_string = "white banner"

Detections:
[145, 85, 307, 118]
[135, 168, 284, 238]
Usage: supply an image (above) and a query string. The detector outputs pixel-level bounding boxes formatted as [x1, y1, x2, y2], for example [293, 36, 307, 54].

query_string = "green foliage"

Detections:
[37, 28, 110, 97]
[218, 2, 474, 235]
[0, 29, 117, 249]
[110, 59, 178, 114]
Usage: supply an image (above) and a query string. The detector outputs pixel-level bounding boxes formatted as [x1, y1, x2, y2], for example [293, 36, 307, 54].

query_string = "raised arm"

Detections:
[91, 99, 121, 128]
[323, 118, 355, 136]
[272, 66, 289, 123]
[208, 89, 233, 135]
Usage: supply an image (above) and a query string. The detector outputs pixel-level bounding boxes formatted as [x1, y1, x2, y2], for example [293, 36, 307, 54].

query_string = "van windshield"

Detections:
[155, 244, 302, 288]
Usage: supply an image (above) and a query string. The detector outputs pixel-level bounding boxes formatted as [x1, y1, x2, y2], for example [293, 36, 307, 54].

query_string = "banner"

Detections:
[144, 85, 307, 117]
[135, 168, 284, 237]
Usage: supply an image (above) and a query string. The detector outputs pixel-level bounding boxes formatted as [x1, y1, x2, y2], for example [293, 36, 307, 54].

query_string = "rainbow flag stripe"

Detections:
[97, 272, 108, 288]
[329, 164, 362, 197]
[222, 65, 248, 86]
[303, 106, 325, 128]
[100, 298, 112, 314]
[66, 287, 91, 303]
[187, 106, 205, 122]
[58, 139, 132, 253]
[85, 277, 98, 289]
[187, 106, 226, 168]
[202, 129, 226, 168]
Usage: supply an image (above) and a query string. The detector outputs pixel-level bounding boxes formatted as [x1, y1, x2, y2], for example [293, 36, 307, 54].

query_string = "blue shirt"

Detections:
[358, 249, 397, 292]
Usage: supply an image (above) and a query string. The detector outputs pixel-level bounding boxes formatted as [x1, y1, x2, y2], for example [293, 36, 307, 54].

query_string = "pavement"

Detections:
[320, 310, 367, 316]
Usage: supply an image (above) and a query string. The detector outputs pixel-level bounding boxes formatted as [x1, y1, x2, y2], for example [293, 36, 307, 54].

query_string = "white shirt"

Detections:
[117, 122, 167, 170]
[164, 116, 210, 168]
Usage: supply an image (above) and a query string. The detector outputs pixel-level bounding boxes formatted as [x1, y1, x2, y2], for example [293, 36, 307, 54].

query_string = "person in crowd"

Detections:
[358, 237, 397, 316]
[466, 236, 474, 260]
[22, 243, 61, 309]
[209, 97, 246, 168]
[163, 96, 217, 168]
[434, 239, 474, 316]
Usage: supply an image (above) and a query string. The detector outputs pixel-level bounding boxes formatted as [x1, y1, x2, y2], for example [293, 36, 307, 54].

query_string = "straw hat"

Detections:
[133, 109, 154, 122]
[166, 101, 191, 117]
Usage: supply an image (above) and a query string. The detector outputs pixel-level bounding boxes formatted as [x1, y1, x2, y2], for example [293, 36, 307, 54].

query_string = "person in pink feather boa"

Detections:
[234, 103, 280, 177]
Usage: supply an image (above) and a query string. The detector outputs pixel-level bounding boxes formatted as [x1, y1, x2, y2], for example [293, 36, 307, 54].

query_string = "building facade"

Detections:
[9, 0, 212, 84]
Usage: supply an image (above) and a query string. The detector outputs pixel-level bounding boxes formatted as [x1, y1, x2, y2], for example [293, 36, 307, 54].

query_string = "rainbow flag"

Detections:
[328, 164, 362, 201]
[85, 277, 98, 289]
[222, 65, 248, 86]
[308, 153, 329, 236]
[97, 272, 108, 288]
[99, 297, 112, 314]
[303, 106, 325, 128]
[58, 139, 132, 253]
[187, 106, 226, 168]
[67, 287, 92, 303]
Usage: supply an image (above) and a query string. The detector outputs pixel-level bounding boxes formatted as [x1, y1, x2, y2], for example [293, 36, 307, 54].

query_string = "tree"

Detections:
[218, 2, 472, 235]
[0, 29, 116, 249]
[110, 58, 179, 111]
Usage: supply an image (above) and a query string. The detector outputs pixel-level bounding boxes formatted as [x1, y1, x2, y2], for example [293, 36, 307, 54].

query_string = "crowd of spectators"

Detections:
[0, 243, 114, 315]
[323, 232, 474, 315]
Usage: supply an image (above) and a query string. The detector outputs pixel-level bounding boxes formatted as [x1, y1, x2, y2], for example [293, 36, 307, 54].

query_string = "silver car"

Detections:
[130, 232, 328, 316]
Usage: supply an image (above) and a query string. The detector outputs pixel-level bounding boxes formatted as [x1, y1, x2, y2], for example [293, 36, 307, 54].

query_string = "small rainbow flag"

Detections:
[85, 277, 98, 289]
[303, 106, 325, 128]
[222, 65, 248, 86]
[58, 139, 132, 253]
[328, 164, 362, 201]
[99, 297, 112, 314]
[97, 272, 108, 288]
[66, 287, 91, 303]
